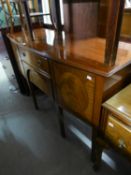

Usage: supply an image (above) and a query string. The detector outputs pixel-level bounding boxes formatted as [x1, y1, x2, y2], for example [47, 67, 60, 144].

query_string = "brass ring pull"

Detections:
[23, 52, 26, 57]
[37, 60, 42, 66]
[118, 139, 126, 148]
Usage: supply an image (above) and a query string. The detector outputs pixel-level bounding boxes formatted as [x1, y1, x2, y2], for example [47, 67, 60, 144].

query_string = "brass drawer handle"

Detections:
[37, 60, 42, 66]
[118, 139, 126, 149]
[23, 52, 26, 57]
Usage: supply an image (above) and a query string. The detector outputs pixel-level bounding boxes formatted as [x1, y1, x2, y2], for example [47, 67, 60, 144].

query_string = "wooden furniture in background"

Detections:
[121, 8, 131, 42]
[92, 84, 131, 170]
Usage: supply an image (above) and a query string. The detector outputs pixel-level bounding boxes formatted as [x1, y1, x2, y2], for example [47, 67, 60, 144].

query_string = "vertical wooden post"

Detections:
[21, 0, 35, 41]
[0, 0, 14, 32]
[50, 0, 62, 31]
[33, 0, 39, 12]
[105, 0, 125, 66]
[58, 106, 66, 138]
[6, 0, 14, 33]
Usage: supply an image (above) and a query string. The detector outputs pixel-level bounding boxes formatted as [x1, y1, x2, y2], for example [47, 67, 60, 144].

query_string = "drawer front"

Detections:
[105, 115, 131, 155]
[23, 62, 52, 96]
[30, 71, 52, 96]
[53, 62, 95, 122]
[19, 48, 49, 73]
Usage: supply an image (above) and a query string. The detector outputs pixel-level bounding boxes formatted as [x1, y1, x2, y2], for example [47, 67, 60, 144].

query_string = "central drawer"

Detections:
[30, 70, 52, 96]
[19, 48, 49, 73]
[23, 62, 52, 96]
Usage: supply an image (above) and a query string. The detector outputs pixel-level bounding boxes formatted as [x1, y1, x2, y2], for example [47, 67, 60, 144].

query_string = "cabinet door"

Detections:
[53, 62, 95, 123]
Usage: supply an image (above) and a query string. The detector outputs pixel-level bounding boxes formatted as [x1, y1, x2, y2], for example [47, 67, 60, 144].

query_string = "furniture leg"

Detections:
[27, 70, 39, 110]
[91, 128, 103, 171]
[58, 106, 66, 138]
[93, 141, 103, 171]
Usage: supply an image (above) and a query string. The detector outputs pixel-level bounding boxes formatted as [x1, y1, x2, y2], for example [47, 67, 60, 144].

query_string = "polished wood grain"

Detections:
[8, 28, 131, 77]
[61, 38, 106, 63]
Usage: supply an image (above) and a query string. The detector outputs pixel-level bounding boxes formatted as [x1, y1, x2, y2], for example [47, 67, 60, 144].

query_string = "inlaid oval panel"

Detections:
[59, 72, 89, 113]
[53, 62, 95, 122]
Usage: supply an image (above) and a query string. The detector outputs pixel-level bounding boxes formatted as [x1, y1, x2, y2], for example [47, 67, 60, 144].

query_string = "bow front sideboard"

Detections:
[2, 0, 131, 171]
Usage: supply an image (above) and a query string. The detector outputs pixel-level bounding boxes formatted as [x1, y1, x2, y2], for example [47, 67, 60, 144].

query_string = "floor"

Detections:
[0, 37, 131, 175]
[0, 34, 8, 61]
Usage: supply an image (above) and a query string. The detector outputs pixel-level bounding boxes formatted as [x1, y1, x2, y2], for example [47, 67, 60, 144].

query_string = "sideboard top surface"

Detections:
[8, 28, 131, 77]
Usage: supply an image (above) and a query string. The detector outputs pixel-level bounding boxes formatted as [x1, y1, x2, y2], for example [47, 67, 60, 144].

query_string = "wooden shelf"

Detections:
[14, 12, 49, 18]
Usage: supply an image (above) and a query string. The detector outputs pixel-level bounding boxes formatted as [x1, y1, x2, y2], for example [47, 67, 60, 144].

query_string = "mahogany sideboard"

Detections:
[3, 0, 131, 171]
[8, 28, 131, 128]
